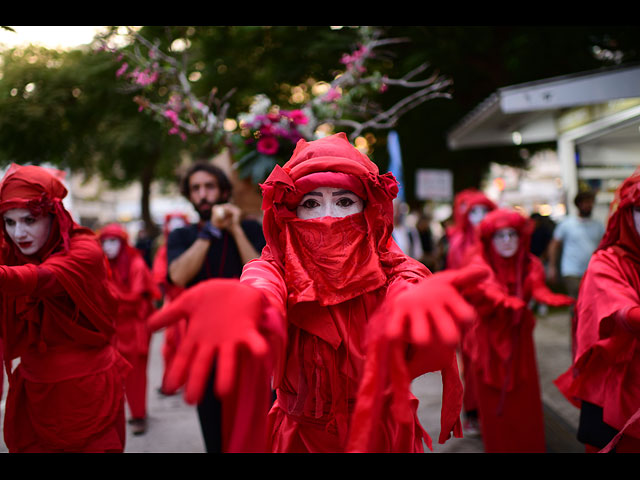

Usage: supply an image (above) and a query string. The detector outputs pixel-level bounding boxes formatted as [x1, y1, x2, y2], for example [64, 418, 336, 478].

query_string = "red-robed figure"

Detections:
[555, 170, 640, 453]
[99, 223, 159, 435]
[0, 164, 129, 453]
[151, 212, 189, 395]
[445, 188, 496, 433]
[462, 208, 573, 452]
[148, 133, 487, 453]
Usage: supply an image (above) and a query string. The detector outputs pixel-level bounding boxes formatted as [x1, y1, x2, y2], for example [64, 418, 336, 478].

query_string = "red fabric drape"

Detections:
[0, 164, 128, 453]
[555, 170, 640, 452]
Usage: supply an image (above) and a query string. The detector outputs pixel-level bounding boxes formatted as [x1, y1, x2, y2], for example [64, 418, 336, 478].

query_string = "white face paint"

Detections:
[634, 207, 640, 237]
[492, 227, 519, 258]
[468, 205, 489, 226]
[3, 208, 53, 256]
[101, 237, 122, 260]
[167, 216, 187, 232]
[296, 187, 364, 220]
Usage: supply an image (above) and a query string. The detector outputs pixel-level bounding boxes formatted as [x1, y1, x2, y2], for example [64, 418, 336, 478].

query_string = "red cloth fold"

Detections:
[0, 164, 128, 452]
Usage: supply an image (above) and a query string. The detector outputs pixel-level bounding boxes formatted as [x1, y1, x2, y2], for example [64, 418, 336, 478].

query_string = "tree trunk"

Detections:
[139, 151, 160, 239]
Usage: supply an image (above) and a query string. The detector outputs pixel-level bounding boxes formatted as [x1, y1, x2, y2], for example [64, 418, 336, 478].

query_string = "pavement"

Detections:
[0, 307, 582, 454]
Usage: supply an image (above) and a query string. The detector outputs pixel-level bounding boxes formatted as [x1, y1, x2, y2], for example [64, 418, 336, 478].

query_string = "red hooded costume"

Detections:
[446, 188, 497, 270]
[463, 209, 573, 452]
[0, 164, 129, 453]
[151, 212, 189, 394]
[555, 170, 640, 453]
[445, 189, 496, 418]
[149, 133, 484, 453]
[99, 223, 159, 423]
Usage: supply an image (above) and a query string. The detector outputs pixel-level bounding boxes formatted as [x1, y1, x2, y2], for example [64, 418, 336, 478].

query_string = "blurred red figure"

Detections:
[463, 209, 573, 452]
[151, 212, 189, 395]
[446, 189, 497, 270]
[556, 170, 640, 453]
[0, 164, 128, 453]
[99, 223, 160, 435]
[148, 133, 487, 453]
[445, 188, 497, 434]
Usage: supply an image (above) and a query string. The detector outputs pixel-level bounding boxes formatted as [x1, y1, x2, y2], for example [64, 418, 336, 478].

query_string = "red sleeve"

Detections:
[0, 264, 38, 296]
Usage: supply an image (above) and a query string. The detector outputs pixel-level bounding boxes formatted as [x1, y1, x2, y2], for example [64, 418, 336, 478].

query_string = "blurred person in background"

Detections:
[100, 223, 160, 436]
[445, 188, 497, 436]
[555, 170, 640, 453]
[0, 164, 129, 453]
[547, 190, 604, 299]
[151, 212, 189, 396]
[463, 208, 573, 452]
[165, 162, 265, 452]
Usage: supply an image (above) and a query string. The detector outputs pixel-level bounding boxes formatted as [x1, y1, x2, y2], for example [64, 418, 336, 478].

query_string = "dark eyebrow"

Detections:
[303, 191, 323, 197]
[332, 190, 355, 196]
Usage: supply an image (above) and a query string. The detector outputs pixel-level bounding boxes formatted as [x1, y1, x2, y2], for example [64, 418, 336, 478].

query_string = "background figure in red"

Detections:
[0, 164, 129, 453]
[445, 188, 497, 435]
[555, 169, 640, 453]
[148, 133, 486, 453]
[462, 208, 573, 452]
[99, 223, 159, 436]
[151, 212, 189, 395]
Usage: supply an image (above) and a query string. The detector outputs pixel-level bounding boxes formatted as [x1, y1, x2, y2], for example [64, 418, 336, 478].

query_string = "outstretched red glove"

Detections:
[348, 265, 488, 452]
[386, 265, 489, 354]
[147, 278, 272, 405]
[531, 285, 575, 307]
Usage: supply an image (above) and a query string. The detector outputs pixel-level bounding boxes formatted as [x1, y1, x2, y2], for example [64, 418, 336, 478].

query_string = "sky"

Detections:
[0, 26, 107, 50]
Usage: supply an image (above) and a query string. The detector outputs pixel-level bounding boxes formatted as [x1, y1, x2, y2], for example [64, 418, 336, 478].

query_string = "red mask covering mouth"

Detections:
[283, 213, 387, 306]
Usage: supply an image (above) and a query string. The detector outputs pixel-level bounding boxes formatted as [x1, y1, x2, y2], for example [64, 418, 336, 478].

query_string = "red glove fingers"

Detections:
[214, 331, 269, 398]
[149, 279, 271, 405]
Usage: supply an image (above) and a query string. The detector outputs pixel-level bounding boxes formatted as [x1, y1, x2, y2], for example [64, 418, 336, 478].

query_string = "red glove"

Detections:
[386, 265, 488, 349]
[147, 278, 272, 405]
[532, 285, 574, 307]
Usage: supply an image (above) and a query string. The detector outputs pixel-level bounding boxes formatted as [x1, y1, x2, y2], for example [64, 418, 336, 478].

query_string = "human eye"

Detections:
[300, 198, 321, 209]
[336, 197, 356, 208]
[24, 216, 37, 225]
[4, 217, 15, 227]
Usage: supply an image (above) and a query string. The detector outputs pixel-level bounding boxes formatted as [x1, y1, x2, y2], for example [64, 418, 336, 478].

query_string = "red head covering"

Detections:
[0, 165, 119, 360]
[449, 188, 497, 236]
[0, 164, 75, 264]
[98, 223, 138, 286]
[259, 133, 424, 306]
[597, 168, 640, 263]
[477, 208, 534, 298]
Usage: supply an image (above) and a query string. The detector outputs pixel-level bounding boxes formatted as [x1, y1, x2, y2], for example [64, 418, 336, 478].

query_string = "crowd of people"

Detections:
[0, 133, 638, 454]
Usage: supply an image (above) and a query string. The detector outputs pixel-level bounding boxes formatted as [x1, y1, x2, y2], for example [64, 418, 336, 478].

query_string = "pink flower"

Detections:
[282, 109, 308, 125]
[256, 136, 279, 155]
[116, 62, 128, 78]
[164, 109, 179, 123]
[323, 87, 342, 102]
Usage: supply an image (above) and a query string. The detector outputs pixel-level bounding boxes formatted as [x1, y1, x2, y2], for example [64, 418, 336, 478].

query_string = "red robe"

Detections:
[1, 233, 129, 452]
[151, 214, 188, 393]
[464, 209, 572, 453]
[0, 164, 129, 453]
[445, 189, 496, 417]
[100, 224, 159, 420]
[555, 199, 640, 452]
